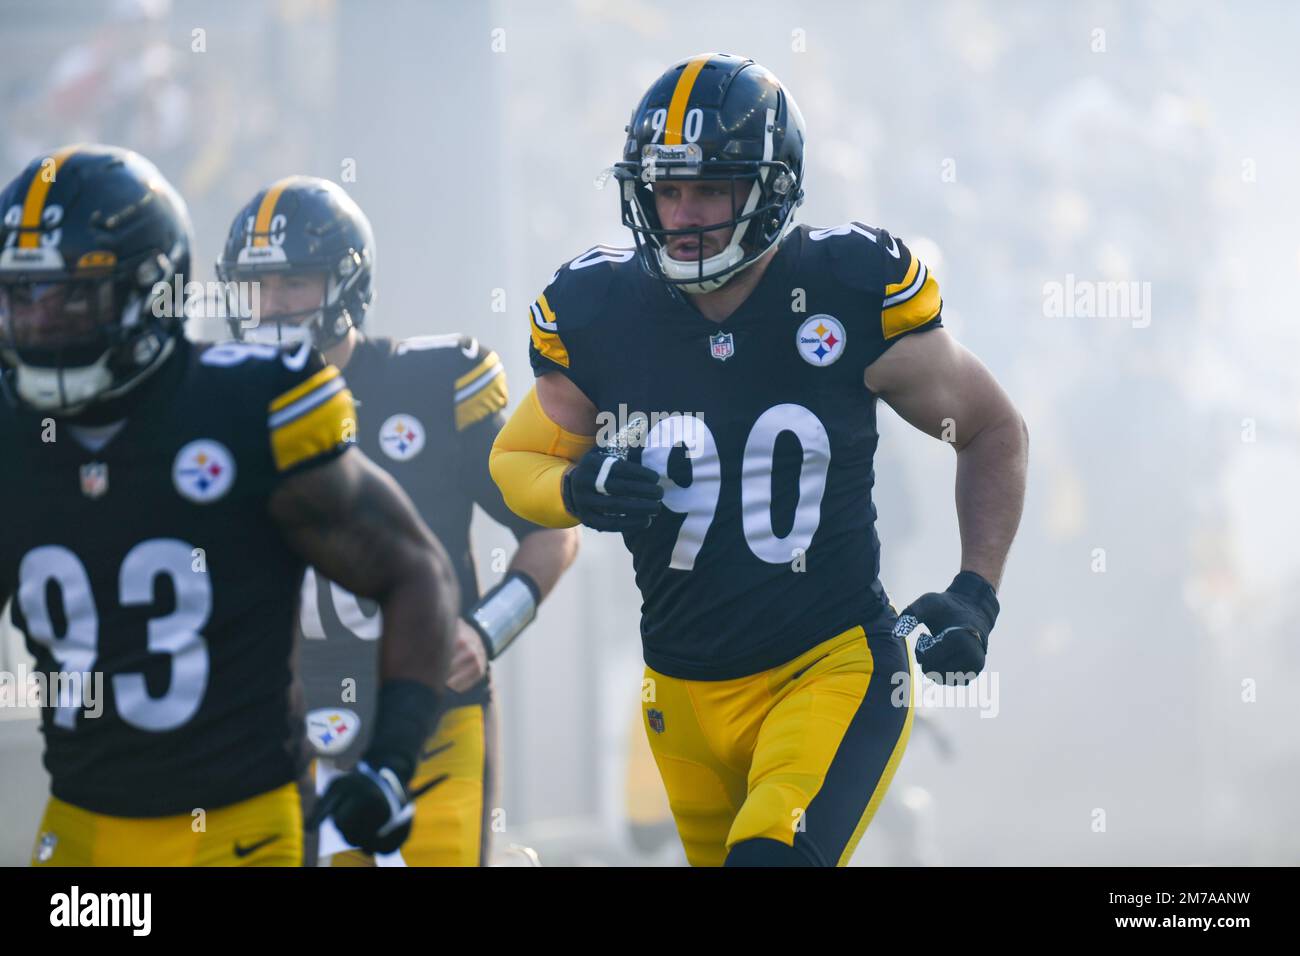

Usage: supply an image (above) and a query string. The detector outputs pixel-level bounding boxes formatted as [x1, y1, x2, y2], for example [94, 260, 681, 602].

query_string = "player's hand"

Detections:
[306, 761, 415, 855]
[447, 618, 489, 692]
[895, 571, 1000, 686]
[561, 446, 663, 532]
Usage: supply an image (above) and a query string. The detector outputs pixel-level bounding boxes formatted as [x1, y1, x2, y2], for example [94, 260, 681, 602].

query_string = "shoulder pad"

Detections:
[527, 244, 635, 371]
[394, 333, 478, 358]
[240, 343, 355, 474]
[805, 221, 906, 291]
[806, 221, 942, 340]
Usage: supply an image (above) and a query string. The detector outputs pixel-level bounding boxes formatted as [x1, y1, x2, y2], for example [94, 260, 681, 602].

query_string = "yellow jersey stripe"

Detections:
[18, 145, 81, 249]
[530, 294, 569, 368]
[883, 256, 921, 300]
[453, 351, 501, 391]
[882, 271, 941, 340]
[530, 322, 569, 369]
[268, 366, 339, 414]
[537, 293, 558, 327]
[271, 387, 355, 473]
[252, 178, 294, 247]
[664, 55, 710, 145]
[455, 374, 509, 431]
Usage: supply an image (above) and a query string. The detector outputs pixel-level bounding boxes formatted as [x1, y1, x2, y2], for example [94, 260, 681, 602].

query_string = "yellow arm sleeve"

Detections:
[489, 385, 595, 529]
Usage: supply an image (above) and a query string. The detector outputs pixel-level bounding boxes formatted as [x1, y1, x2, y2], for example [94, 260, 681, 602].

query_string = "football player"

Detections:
[0, 145, 458, 866]
[491, 54, 1029, 866]
[216, 176, 578, 866]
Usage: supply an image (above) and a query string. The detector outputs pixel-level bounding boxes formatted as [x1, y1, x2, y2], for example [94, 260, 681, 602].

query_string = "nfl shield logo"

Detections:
[647, 708, 665, 734]
[79, 463, 108, 499]
[709, 331, 734, 361]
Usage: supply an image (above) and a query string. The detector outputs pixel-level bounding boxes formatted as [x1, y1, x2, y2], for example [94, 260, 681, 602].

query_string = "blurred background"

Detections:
[2, 0, 1297, 866]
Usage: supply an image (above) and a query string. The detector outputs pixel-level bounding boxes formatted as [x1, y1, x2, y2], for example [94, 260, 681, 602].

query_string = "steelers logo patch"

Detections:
[379, 414, 425, 461]
[306, 708, 361, 756]
[172, 440, 236, 503]
[796, 314, 847, 367]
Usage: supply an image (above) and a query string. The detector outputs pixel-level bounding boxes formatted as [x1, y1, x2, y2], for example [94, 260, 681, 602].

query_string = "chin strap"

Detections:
[13, 334, 175, 415]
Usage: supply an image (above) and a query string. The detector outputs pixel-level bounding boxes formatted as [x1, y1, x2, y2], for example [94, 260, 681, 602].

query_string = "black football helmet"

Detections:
[0, 144, 192, 414]
[216, 176, 374, 350]
[613, 53, 806, 293]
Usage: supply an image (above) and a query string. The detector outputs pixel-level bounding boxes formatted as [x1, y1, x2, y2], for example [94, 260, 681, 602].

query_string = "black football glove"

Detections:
[306, 679, 443, 855]
[307, 761, 417, 855]
[895, 571, 1000, 686]
[562, 446, 664, 532]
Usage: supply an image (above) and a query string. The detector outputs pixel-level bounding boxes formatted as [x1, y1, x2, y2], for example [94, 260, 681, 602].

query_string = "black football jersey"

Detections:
[0, 337, 355, 816]
[297, 334, 538, 764]
[528, 223, 944, 680]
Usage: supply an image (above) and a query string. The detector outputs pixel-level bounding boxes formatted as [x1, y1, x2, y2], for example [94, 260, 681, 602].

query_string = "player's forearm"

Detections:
[954, 412, 1028, 590]
[376, 539, 459, 688]
[489, 387, 594, 528]
[508, 527, 580, 601]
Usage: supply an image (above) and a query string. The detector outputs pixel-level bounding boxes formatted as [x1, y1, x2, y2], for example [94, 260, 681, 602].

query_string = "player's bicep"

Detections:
[268, 449, 440, 600]
[536, 371, 598, 436]
[867, 327, 1015, 450]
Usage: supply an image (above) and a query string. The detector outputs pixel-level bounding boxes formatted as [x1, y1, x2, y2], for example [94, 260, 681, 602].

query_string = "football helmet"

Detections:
[217, 176, 374, 351]
[613, 53, 806, 293]
[0, 144, 192, 414]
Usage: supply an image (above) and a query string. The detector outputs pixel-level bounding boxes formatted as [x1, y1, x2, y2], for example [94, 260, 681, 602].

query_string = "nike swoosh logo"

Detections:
[233, 835, 280, 858]
[421, 741, 454, 762]
[884, 234, 900, 258]
[409, 773, 450, 801]
[791, 653, 831, 681]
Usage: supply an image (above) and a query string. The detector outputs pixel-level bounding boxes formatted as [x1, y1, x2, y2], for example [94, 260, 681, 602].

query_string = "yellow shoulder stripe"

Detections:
[882, 257, 942, 340]
[529, 293, 569, 369]
[269, 366, 339, 414]
[884, 256, 921, 300]
[456, 372, 509, 431]
[271, 387, 355, 473]
[454, 351, 501, 391]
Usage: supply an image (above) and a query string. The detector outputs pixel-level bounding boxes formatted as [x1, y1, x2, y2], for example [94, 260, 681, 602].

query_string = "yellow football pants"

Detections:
[330, 697, 496, 867]
[643, 624, 913, 867]
[31, 782, 303, 867]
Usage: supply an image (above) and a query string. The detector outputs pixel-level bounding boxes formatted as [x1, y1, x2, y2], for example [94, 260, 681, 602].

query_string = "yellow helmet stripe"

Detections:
[18, 145, 82, 249]
[664, 55, 711, 145]
[251, 177, 295, 247]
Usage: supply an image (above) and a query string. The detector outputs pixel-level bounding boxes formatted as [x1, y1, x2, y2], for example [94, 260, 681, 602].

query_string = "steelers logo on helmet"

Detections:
[379, 413, 425, 461]
[796, 314, 847, 367]
[305, 707, 361, 756]
[172, 439, 236, 503]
